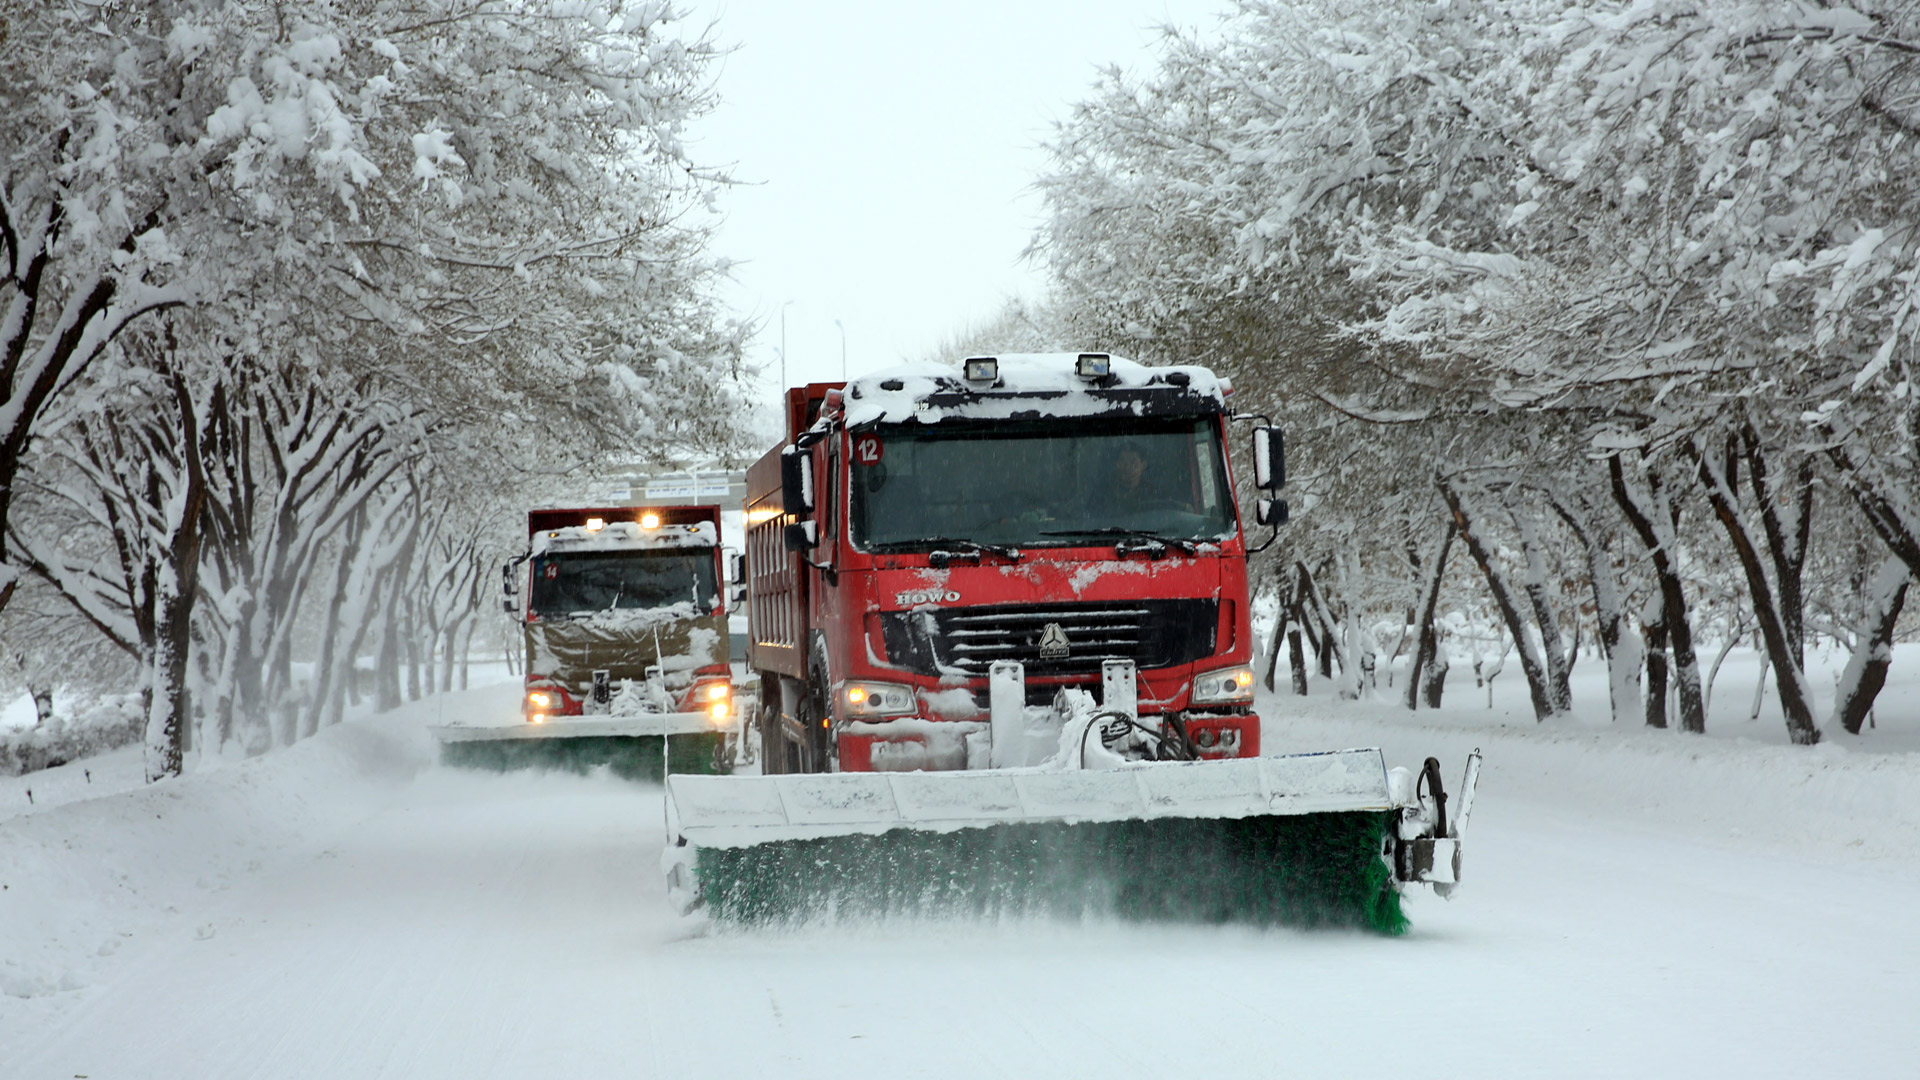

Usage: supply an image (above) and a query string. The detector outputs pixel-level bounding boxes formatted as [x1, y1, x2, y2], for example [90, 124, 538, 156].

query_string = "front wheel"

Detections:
[757, 674, 786, 774]
[803, 637, 835, 773]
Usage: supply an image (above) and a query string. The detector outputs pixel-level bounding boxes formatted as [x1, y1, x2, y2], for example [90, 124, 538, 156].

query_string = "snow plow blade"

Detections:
[432, 715, 732, 781]
[664, 749, 1478, 935]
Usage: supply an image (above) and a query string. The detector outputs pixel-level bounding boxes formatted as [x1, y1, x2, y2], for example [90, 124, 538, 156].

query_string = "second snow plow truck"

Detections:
[663, 354, 1478, 933]
[433, 504, 739, 778]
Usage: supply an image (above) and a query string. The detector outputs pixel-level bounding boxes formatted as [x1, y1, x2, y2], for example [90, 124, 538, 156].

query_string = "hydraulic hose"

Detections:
[1078, 709, 1197, 769]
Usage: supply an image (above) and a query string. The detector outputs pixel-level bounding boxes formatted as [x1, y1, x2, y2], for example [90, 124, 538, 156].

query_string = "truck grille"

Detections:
[880, 600, 1217, 679]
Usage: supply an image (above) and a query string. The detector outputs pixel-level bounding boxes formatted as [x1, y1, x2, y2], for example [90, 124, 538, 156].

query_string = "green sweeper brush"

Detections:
[662, 748, 1479, 934]
[433, 714, 735, 781]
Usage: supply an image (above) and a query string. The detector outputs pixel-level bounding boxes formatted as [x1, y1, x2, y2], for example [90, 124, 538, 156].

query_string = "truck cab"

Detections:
[510, 506, 734, 725]
[745, 353, 1284, 775]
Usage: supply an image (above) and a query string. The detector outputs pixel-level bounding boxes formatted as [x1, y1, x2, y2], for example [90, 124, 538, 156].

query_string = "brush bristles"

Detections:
[696, 811, 1408, 935]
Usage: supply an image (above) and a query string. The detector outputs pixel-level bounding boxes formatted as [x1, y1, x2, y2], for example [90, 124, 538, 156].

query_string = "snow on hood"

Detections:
[530, 520, 717, 556]
[837, 353, 1229, 428]
[551, 601, 705, 630]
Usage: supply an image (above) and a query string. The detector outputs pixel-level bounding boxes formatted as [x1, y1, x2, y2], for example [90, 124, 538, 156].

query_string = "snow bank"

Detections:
[0, 704, 433, 1001]
[0, 693, 142, 777]
[1261, 687, 1920, 868]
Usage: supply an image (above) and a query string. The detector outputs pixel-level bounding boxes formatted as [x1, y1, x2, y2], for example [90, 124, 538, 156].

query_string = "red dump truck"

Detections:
[742, 352, 1287, 774]
[664, 353, 1478, 930]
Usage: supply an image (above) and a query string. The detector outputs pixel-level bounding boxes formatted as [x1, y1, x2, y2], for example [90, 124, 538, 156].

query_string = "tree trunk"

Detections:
[1745, 435, 1812, 671]
[1299, 563, 1344, 681]
[1437, 475, 1555, 721]
[1824, 435, 1920, 584]
[143, 584, 199, 782]
[1749, 646, 1771, 722]
[438, 612, 466, 695]
[1642, 597, 1670, 730]
[1338, 555, 1364, 700]
[302, 523, 360, 740]
[144, 371, 211, 781]
[1690, 439, 1820, 744]
[1832, 559, 1910, 735]
[1549, 488, 1643, 724]
[1287, 629, 1308, 695]
[1608, 455, 1705, 733]
[1405, 521, 1454, 710]
[405, 595, 423, 702]
[1420, 641, 1449, 707]
[1263, 583, 1289, 693]
[457, 617, 475, 691]
[375, 592, 403, 712]
[1512, 511, 1574, 712]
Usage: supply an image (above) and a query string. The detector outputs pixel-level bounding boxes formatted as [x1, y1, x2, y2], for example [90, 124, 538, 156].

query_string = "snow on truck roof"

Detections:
[837, 353, 1230, 428]
[530, 520, 718, 556]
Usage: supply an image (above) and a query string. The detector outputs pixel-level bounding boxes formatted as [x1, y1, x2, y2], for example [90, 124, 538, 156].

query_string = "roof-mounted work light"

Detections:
[584, 517, 606, 532]
[963, 356, 999, 383]
[640, 512, 662, 529]
[1075, 353, 1112, 379]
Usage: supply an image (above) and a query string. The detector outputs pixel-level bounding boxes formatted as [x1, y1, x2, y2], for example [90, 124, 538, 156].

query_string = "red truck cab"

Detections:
[744, 353, 1283, 775]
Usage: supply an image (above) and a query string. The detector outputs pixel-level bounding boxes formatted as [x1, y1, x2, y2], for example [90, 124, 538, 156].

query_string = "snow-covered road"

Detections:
[5, 683, 1918, 1079]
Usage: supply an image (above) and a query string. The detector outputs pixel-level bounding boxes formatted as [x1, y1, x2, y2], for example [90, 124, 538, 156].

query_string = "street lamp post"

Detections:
[779, 301, 795, 391]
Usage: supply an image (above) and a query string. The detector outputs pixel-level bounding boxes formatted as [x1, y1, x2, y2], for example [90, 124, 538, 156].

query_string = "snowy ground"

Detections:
[3, 656, 1918, 1079]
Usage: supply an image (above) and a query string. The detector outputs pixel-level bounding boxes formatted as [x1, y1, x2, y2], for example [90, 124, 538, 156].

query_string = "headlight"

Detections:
[527, 690, 557, 710]
[704, 683, 730, 701]
[1191, 664, 1254, 705]
[843, 680, 917, 718]
[708, 701, 730, 723]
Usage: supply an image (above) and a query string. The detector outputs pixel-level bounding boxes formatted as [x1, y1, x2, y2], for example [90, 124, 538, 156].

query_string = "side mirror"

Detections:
[781, 448, 814, 514]
[783, 520, 818, 552]
[1255, 497, 1289, 527]
[726, 549, 746, 585]
[1252, 426, 1286, 490]
[501, 561, 519, 596]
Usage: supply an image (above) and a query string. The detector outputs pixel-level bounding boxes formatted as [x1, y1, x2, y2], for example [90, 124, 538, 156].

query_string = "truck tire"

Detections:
[792, 683, 821, 774]
[804, 636, 835, 773]
[757, 675, 784, 774]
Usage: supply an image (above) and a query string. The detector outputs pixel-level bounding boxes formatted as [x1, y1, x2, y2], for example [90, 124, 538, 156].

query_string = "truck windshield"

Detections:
[528, 550, 717, 617]
[848, 417, 1235, 549]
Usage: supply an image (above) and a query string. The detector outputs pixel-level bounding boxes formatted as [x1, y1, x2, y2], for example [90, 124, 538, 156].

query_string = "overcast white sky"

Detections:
[686, 0, 1229, 395]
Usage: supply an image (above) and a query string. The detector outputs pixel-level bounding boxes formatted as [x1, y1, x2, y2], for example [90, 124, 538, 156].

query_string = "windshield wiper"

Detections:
[1039, 528, 1203, 555]
[870, 537, 1023, 565]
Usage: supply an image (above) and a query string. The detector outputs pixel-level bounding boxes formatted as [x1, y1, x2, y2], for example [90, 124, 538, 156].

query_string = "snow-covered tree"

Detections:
[1035, 0, 1920, 742]
[4, 0, 754, 777]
